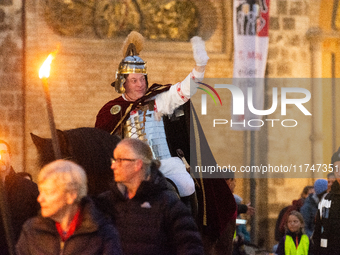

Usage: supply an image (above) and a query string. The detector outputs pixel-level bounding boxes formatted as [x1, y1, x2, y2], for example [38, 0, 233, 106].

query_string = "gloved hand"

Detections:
[190, 36, 209, 66]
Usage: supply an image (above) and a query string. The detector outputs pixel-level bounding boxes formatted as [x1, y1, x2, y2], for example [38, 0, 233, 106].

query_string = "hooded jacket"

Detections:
[300, 193, 320, 237]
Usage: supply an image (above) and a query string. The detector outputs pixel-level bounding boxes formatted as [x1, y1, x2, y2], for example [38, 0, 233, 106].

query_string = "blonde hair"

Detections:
[38, 159, 87, 203]
[286, 210, 305, 233]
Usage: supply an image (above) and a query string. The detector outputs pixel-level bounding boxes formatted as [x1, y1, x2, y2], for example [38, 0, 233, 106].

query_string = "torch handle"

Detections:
[42, 78, 62, 159]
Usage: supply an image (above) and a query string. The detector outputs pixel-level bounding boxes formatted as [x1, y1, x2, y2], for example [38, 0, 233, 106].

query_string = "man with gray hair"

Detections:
[96, 138, 204, 255]
[16, 159, 122, 255]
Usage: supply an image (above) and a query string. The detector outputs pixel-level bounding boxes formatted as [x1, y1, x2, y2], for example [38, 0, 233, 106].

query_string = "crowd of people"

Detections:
[272, 147, 340, 255]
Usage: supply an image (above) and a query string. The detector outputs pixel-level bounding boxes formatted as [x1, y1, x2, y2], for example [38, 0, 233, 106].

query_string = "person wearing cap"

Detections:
[313, 147, 340, 255]
[300, 179, 328, 237]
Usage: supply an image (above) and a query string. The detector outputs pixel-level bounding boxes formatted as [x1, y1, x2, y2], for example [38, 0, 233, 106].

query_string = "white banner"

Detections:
[232, 0, 270, 131]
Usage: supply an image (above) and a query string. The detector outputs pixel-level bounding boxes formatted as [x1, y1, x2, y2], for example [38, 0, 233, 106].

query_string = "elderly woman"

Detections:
[16, 159, 122, 255]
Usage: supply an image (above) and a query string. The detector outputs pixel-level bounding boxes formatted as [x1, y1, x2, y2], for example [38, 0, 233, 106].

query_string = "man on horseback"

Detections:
[95, 31, 208, 201]
[95, 31, 237, 254]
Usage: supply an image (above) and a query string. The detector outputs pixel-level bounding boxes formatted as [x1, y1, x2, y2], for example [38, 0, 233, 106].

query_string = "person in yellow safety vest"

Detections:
[276, 210, 312, 255]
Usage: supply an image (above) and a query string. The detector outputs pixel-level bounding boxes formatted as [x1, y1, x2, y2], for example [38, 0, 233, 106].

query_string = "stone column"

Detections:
[306, 0, 323, 174]
[306, 27, 324, 175]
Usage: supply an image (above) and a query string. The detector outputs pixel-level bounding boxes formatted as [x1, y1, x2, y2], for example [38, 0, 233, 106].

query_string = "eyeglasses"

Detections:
[111, 158, 138, 164]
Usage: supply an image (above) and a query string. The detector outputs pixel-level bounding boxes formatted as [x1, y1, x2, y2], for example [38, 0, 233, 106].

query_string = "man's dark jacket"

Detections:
[313, 180, 340, 255]
[96, 163, 204, 255]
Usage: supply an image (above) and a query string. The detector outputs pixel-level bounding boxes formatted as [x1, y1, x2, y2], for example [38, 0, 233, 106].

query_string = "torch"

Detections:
[39, 49, 62, 159]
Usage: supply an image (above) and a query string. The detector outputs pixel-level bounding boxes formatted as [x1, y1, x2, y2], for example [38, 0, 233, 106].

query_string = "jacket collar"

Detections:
[286, 230, 303, 239]
[35, 197, 101, 236]
[113, 163, 168, 201]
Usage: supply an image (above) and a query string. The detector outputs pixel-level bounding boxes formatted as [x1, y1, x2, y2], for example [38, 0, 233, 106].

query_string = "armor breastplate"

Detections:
[123, 106, 171, 160]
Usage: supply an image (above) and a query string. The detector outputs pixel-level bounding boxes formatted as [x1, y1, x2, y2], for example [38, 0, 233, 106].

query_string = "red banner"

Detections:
[232, 0, 270, 131]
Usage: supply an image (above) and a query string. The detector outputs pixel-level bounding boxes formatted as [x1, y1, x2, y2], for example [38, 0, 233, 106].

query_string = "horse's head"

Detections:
[31, 130, 71, 167]
[31, 127, 121, 196]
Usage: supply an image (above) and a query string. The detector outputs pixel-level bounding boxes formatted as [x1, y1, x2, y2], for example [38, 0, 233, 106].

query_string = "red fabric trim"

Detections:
[154, 101, 158, 113]
[296, 235, 299, 249]
[55, 208, 81, 242]
[176, 83, 189, 102]
[190, 71, 196, 81]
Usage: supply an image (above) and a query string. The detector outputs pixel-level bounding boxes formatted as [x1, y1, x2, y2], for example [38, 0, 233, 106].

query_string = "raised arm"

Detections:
[155, 36, 209, 116]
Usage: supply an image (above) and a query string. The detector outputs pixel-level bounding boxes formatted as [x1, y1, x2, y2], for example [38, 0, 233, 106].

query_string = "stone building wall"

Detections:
[256, 0, 313, 249]
[24, 0, 240, 178]
[0, 0, 24, 172]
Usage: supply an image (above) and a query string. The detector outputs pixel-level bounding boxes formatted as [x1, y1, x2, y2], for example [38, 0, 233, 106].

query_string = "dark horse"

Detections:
[31, 127, 121, 196]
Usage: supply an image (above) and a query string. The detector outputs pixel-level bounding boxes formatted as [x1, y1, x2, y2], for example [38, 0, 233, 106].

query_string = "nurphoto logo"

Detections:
[200, 82, 312, 129]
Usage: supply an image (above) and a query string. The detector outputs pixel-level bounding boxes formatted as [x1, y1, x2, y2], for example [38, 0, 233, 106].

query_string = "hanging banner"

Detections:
[232, 0, 270, 130]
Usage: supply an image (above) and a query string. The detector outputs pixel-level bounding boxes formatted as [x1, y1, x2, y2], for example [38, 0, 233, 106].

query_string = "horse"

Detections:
[31, 127, 121, 196]
[31, 127, 190, 197]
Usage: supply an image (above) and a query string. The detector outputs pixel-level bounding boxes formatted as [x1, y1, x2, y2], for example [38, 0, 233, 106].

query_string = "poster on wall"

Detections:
[232, 0, 270, 130]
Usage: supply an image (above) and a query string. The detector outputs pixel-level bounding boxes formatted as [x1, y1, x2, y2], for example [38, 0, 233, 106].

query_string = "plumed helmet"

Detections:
[112, 31, 147, 93]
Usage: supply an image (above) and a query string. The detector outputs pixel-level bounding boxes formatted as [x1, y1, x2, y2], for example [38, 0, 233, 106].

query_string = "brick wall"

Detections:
[0, 0, 24, 172]
[263, 0, 313, 249]
[24, 0, 237, 178]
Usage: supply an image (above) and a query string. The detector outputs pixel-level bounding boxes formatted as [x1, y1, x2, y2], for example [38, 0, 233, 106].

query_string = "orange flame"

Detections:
[39, 46, 59, 79]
